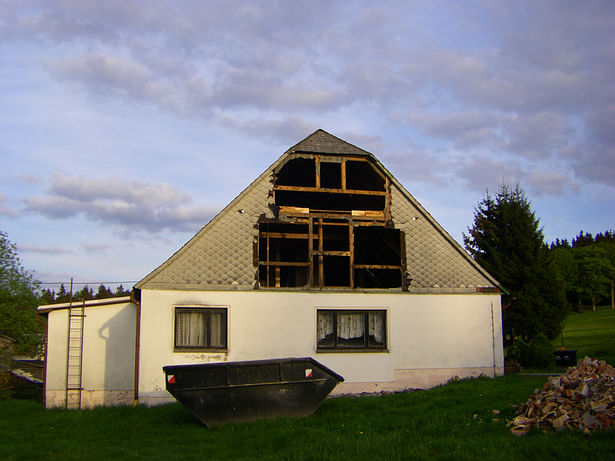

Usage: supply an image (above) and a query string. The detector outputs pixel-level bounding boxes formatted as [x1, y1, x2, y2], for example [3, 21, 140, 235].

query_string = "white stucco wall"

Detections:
[43, 301, 136, 408]
[138, 289, 503, 405]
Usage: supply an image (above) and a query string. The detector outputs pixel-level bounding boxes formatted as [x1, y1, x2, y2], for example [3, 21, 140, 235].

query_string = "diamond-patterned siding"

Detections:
[390, 185, 494, 291]
[137, 170, 274, 290]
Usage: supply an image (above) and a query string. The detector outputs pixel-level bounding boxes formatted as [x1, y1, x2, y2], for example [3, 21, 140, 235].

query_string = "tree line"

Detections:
[39, 283, 131, 305]
[549, 230, 615, 312]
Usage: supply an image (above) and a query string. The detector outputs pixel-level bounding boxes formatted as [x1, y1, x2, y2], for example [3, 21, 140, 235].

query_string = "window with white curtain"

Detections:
[174, 307, 227, 350]
[317, 309, 386, 350]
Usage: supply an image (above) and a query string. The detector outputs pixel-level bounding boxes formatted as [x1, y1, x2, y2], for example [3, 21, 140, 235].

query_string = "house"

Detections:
[39, 129, 504, 409]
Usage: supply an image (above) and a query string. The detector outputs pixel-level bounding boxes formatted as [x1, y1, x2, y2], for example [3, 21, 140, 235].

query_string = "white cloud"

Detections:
[24, 174, 218, 233]
[525, 171, 579, 197]
[18, 244, 71, 255]
[0, 193, 20, 217]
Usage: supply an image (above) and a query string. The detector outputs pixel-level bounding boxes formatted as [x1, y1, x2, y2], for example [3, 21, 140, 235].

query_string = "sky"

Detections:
[1, 0, 614, 292]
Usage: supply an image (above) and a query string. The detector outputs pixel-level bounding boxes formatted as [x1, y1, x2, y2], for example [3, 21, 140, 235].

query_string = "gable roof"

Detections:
[136, 129, 500, 292]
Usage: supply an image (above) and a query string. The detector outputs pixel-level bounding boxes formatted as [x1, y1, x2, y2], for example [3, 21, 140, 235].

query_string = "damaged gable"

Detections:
[259, 152, 402, 289]
[136, 129, 499, 293]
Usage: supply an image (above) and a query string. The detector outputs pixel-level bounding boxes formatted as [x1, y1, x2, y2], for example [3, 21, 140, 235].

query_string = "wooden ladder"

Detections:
[65, 301, 85, 409]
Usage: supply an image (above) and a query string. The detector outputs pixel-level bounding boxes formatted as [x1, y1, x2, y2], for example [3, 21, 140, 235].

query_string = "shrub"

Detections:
[507, 334, 554, 369]
[0, 348, 14, 399]
[528, 333, 553, 368]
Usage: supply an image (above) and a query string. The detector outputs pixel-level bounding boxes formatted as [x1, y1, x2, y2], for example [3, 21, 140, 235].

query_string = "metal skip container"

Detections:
[163, 357, 344, 426]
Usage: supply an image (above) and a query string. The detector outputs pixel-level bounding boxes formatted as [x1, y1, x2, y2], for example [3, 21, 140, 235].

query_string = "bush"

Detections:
[506, 338, 531, 366]
[0, 348, 14, 399]
[528, 333, 554, 368]
[0, 371, 14, 400]
[507, 334, 554, 369]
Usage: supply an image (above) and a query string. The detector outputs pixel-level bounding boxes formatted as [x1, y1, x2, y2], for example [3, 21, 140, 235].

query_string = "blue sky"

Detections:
[1, 1, 613, 290]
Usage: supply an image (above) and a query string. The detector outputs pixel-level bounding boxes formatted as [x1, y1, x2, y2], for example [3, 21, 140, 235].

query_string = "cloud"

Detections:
[3, 0, 615, 197]
[218, 115, 319, 145]
[381, 146, 452, 187]
[525, 171, 579, 197]
[406, 112, 507, 151]
[0, 194, 20, 217]
[454, 157, 524, 193]
[24, 174, 218, 233]
[79, 243, 112, 255]
[18, 244, 72, 255]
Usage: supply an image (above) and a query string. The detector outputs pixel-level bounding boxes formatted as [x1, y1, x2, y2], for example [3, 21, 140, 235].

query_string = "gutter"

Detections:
[37, 296, 133, 313]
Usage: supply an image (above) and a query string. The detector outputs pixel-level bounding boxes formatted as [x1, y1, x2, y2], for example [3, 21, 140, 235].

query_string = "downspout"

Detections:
[490, 301, 496, 378]
[131, 288, 142, 406]
[38, 312, 49, 408]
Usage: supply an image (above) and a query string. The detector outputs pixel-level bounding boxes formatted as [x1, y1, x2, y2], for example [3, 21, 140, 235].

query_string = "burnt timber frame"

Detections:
[258, 153, 404, 289]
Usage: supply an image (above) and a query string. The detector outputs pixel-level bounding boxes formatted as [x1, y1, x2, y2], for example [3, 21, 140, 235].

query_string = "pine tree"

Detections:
[39, 288, 55, 304]
[464, 184, 567, 341]
[74, 285, 93, 301]
[115, 285, 129, 296]
[55, 284, 70, 303]
[95, 284, 113, 299]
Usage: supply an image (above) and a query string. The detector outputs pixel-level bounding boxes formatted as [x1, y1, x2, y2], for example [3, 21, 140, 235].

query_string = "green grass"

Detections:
[1, 374, 614, 460]
[555, 305, 615, 365]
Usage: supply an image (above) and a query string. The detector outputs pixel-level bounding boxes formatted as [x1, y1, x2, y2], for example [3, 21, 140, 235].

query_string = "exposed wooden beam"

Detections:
[274, 184, 386, 196]
[259, 261, 310, 267]
[353, 264, 402, 270]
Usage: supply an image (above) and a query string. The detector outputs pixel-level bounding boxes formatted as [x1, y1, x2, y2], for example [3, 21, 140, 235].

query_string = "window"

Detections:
[317, 309, 386, 351]
[174, 307, 227, 351]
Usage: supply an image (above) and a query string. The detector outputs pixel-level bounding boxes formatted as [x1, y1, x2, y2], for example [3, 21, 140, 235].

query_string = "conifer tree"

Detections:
[95, 284, 113, 299]
[55, 284, 70, 303]
[464, 184, 567, 341]
[115, 285, 129, 296]
[39, 288, 55, 304]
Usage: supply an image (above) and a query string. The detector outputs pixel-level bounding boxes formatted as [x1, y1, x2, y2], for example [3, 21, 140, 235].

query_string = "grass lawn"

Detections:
[555, 305, 615, 365]
[1, 374, 614, 461]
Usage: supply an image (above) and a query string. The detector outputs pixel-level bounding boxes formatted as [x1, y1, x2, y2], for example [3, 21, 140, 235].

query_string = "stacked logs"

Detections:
[509, 357, 615, 435]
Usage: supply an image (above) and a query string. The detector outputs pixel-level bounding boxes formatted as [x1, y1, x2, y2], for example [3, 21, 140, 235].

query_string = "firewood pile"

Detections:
[509, 357, 615, 435]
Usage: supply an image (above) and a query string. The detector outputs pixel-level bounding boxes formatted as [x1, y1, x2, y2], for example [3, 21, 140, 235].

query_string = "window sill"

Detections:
[174, 348, 228, 353]
[316, 348, 389, 354]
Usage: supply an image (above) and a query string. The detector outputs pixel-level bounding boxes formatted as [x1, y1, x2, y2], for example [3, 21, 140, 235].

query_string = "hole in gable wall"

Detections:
[257, 153, 403, 289]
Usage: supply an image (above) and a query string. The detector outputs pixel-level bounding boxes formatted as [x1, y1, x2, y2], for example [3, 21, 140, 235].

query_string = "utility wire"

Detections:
[39, 280, 139, 285]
